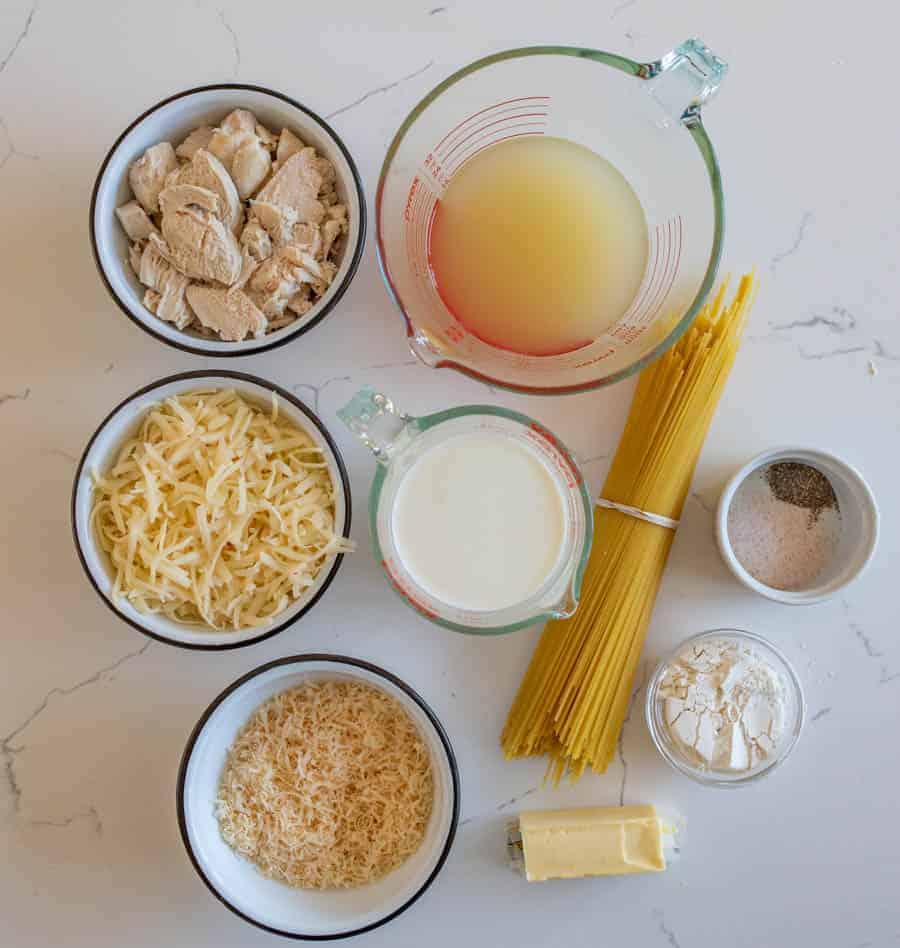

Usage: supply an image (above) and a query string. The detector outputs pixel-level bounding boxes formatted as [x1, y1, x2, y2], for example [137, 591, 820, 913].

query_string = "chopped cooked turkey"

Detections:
[159, 205, 243, 284]
[250, 200, 297, 246]
[275, 128, 305, 167]
[240, 218, 272, 262]
[231, 138, 271, 199]
[287, 285, 314, 317]
[129, 239, 145, 275]
[136, 243, 193, 329]
[158, 183, 221, 217]
[221, 109, 256, 136]
[115, 111, 350, 342]
[207, 110, 258, 171]
[255, 123, 277, 151]
[128, 142, 178, 214]
[248, 245, 333, 317]
[176, 126, 215, 160]
[255, 150, 325, 224]
[143, 289, 161, 313]
[186, 285, 267, 341]
[167, 149, 243, 234]
[115, 200, 159, 241]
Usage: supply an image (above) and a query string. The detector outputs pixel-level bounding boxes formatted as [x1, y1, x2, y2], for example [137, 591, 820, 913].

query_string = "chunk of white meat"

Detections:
[248, 245, 325, 317]
[143, 289, 161, 313]
[175, 126, 215, 160]
[136, 242, 193, 329]
[158, 183, 220, 217]
[207, 127, 255, 172]
[128, 240, 145, 276]
[287, 285, 313, 317]
[128, 142, 178, 214]
[255, 123, 277, 152]
[255, 149, 325, 224]
[267, 314, 297, 331]
[275, 128, 305, 167]
[221, 109, 257, 135]
[240, 219, 272, 262]
[167, 149, 242, 234]
[158, 206, 243, 284]
[291, 222, 322, 257]
[231, 138, 271, 199]
[186, 285, 267, 341]
[321, 219, 343, 261]
[156, 270, 193, 329]
[250, 200, 297, 247]
[116, 200, 159, 241]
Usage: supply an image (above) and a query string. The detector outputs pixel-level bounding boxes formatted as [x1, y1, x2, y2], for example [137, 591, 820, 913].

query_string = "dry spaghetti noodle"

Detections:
[501, 274, 757, 781]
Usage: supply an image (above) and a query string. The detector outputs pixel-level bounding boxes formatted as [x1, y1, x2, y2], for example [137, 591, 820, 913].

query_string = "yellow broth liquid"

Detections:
[429, 136, 649, 356]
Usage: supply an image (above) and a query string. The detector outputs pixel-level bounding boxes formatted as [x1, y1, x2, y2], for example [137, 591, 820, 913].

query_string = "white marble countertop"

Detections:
[2, 1, 898, 945]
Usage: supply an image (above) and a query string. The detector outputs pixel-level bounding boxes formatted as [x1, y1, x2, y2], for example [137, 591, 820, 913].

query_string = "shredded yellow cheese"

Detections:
[216, 680, 434, 889]
[90, 389, 352, 630]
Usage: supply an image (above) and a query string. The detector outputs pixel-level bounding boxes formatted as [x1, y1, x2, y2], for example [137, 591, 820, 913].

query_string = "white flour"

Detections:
[658, 638, 787, 773]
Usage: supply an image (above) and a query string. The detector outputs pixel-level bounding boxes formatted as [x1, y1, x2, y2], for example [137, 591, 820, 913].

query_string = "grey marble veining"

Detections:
[1, 1, 898, 946]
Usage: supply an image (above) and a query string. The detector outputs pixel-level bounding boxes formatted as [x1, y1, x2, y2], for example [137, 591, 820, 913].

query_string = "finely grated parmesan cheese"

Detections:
[216, 680, 434, 889]
[90, 389, 352, 630]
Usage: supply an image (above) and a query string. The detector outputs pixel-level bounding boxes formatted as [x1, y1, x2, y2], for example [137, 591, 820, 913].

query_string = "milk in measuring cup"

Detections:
[391, 431, 567, 612]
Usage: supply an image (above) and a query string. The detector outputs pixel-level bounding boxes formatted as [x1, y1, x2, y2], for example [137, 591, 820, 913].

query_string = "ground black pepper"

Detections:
[764, 462, 839, 524]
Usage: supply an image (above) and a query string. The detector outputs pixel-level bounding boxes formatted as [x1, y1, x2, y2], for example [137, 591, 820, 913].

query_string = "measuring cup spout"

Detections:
[644, 39, 728, 127]
[337, 387, 415, 463]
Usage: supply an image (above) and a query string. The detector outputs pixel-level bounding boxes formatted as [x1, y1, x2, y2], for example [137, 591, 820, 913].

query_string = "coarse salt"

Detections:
[726, 466, 841, 590]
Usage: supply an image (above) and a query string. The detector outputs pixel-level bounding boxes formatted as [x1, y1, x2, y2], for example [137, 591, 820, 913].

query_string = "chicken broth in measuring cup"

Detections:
[429, 136, 648, 356]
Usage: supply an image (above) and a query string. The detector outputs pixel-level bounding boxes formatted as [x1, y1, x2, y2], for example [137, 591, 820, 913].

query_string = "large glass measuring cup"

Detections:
[338, 389, 594, 635]
[376, 39, 727, 395]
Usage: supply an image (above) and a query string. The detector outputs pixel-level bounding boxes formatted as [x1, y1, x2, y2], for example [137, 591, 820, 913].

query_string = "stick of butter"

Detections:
[509, 805, 667, 881]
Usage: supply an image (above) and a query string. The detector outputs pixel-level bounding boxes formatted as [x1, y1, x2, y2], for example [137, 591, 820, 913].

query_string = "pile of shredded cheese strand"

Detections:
[91, 389, 352, 630]
[217, 680, 434, 889]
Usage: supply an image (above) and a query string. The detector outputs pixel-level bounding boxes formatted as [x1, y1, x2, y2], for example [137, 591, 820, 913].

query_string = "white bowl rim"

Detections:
[175, 653, 461, 940]
[89, 82, 367, 357]
[70, 370, 352, 650]
[714, 446, 880, 605]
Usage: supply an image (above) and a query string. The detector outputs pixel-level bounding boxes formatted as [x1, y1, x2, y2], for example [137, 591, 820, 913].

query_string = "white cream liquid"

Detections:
[390, 432, 567, 612]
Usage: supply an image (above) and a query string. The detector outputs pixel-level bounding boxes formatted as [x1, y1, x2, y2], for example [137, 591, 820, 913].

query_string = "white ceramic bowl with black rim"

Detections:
[177, 654, 459, 940]
[71, 371, 351, 649]
[90, 84, 366, 356]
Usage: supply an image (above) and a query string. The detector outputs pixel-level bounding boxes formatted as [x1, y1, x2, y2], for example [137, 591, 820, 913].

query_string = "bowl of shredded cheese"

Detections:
[177, 654, 459, 939]
[72, 371, 352, 648]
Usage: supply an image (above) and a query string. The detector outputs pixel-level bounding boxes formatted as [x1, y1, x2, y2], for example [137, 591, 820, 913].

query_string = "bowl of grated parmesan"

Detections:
[177, 654, 459, 939]
[71, 371, 352, 649]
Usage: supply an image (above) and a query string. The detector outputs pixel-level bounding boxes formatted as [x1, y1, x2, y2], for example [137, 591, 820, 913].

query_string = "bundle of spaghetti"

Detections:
[501, 274, 757, 782]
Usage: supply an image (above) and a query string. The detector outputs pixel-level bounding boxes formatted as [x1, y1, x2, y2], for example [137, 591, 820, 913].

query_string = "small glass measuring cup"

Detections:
[376, 39, 727, 394]
[338, 389, 594, 634]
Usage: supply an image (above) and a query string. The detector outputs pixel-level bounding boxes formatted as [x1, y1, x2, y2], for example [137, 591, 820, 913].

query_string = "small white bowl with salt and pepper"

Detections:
[715, 448, 879, 605]
[645, 629, 805, 788]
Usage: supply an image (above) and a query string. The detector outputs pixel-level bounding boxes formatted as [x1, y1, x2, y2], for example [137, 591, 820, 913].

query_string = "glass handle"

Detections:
[644, 39, 728, 127]
[337, 387, 414, 463]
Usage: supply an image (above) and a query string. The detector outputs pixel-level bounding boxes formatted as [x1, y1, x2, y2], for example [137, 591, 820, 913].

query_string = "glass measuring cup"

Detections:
[338, 389, 594, 635]
[376, 39, 727, 395]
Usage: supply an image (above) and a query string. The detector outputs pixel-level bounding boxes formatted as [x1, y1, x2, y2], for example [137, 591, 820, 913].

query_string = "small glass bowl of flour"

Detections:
[645, 630, 805, 787]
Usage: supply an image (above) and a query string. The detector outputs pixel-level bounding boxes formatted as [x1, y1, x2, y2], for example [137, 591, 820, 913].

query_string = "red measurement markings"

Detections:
[446, 130, 546, 178]
[630, 224, 664, 325]
[436, 103, 550, 159]
[445, 123, 548, 176]
[644, 215, 683, 326]
[382, 559, 438, 620]
[526, 424, 582, 487]
[431, 96, 551, 154]
[440, 112, 549, 163]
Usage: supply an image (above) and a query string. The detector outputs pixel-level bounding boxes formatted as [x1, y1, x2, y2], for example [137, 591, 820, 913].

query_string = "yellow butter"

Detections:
[519, 805, 665, 881]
